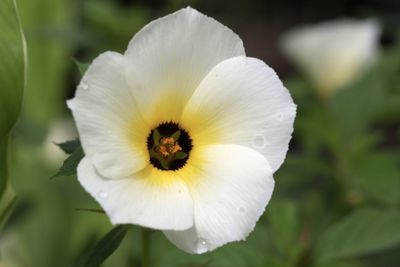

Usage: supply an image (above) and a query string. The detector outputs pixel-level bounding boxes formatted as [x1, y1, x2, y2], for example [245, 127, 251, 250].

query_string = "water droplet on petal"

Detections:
[238, 206, 247, 214]
[98, 191, 108, 199]
[252, 134, 266, 149]
[274, 112, 284, 121]
[195, 238, 209, 253]
[81, 82, 89, 90]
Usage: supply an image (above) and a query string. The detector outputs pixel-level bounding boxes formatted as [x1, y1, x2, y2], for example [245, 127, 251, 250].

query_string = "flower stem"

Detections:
[141, 227, 150, 267]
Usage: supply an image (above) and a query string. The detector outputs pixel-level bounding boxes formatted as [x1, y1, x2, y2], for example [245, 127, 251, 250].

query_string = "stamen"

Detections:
[147, 123, 192, 171]
[155, 136, 183, 158]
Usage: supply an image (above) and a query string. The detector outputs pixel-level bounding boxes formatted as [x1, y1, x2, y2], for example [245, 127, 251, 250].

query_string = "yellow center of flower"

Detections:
[147, 122, 192, 171]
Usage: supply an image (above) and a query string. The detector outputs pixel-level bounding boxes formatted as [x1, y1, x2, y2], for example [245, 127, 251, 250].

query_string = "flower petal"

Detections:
[280, 19, 381, 93]
[164, 144, 274, 254]
[181, 57, 296, 172]
[77, 157, 194, 230]
[124, 7, 245, 126]
[67, 52, 150, 179]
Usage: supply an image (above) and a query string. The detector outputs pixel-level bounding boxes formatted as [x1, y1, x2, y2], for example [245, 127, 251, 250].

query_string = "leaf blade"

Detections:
[52, 146, 84, 178]
[83, 225, 129, 267]
[56, 138, 81, 154]
[315, 207, 400, 264]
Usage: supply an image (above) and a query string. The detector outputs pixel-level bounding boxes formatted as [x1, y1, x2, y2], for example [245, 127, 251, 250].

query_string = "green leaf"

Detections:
[350, 154, 400, 205]
[75, 208, 105, 214]
[0, 184, 16, 231]
[315, 207, 400, 265]
[19, 0, 74, 124]
[73, 58, 90, 76]
[267, 200, 301, 258]
[56, 138, 81, 154]
[83, 225, 129, 267]
[0, 0, 26, 198]
[52, 146, 84, 178]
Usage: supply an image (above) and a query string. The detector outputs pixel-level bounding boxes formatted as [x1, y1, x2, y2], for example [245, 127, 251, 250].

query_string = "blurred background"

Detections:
[1, 0, 400, 266]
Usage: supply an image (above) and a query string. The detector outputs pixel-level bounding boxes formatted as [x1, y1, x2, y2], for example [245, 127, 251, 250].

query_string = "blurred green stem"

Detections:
[141, 227, 150, 267]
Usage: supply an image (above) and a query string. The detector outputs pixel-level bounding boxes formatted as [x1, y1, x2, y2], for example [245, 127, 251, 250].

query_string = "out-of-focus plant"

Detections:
[278, 23, 400, 267]
[280, 19, 381, 100]
[0, 0, 26, 229]
[18, 0, 75, 126]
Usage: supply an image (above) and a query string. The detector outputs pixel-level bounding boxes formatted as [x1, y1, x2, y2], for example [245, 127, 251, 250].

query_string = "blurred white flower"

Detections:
[43, 119, 77, 166]
[68, 7, 296, 254]
[281, 19, 381, 97]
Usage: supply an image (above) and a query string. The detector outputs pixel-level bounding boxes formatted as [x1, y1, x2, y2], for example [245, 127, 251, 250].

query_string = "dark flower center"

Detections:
[147, 122, 192, 171]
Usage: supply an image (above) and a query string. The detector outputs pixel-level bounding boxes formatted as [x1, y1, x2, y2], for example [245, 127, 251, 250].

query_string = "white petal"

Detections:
[181, 57, 296, 172]
[67, 52, 150, 179]
[124, 7, 245, 125]
[77, 157, 194, 230]
[164, 144, 274, 254]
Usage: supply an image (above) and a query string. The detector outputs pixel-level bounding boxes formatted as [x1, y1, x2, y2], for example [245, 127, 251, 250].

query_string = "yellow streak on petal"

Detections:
[180, 107, 223, 147]
[127, 115, 151, 163]
[144, 89, 188, 129]
[133, 145, 208, 188]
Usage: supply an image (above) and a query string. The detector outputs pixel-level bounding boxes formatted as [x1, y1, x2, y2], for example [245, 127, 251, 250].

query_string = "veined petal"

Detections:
[164, 144, 274, 254]
[77, 157, 194, 230]
[181, 57, 296, 172]
[124, 7, 245, 126]
[67, 52, 150, 179]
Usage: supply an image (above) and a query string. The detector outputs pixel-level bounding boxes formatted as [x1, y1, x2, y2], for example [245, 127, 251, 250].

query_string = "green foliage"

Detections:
[18, 0, 74, 125]
[315, 208, 400, 265]
[51, 143, 85, 178]
[0, 0, 26, 140]
[349, 154, 400, 205]
[0, 0, 26, 197]
[82, 225, 130, 267]
[267, 200, 301, 257]
[74, 59, 90, 76]
[0, 0, 26, 236]
[56, 138, 81, 154]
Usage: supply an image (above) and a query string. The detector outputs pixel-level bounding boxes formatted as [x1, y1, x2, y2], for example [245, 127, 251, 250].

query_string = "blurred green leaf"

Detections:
[84, 0, 150, 54]
[83, 225, 129, 267]
[350, 154, 400, 205]
[330, 73, 384, 137]
[52, 146, 84, 178]
[315, 207, 400, 265]
[19, 0, 74, 124]
[0, 184, 17, 231]
[73, 59, 89, 76]
[0, 0, 26, 198]
[267, 200, 300, 255]
[317, 260, 365, 267]
[76, 208, 105, 214]
[56, 138, 81, 154]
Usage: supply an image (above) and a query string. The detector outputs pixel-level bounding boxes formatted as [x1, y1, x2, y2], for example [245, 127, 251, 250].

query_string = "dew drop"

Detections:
[81, 82, 89, 90]
[274, 112, 284, 121]
[195, 238, 209, 253]
[98, 191, 108, 199]
[238, 206, 247, 214]
[252, 134, 266, 149]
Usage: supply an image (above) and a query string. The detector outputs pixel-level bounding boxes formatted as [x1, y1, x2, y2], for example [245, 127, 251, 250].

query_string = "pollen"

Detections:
[155, 137, 183, 158]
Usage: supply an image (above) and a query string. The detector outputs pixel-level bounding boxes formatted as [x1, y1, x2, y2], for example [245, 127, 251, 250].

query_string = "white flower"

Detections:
[280, 19, 381, 96]
[67, 7, 296, 254]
